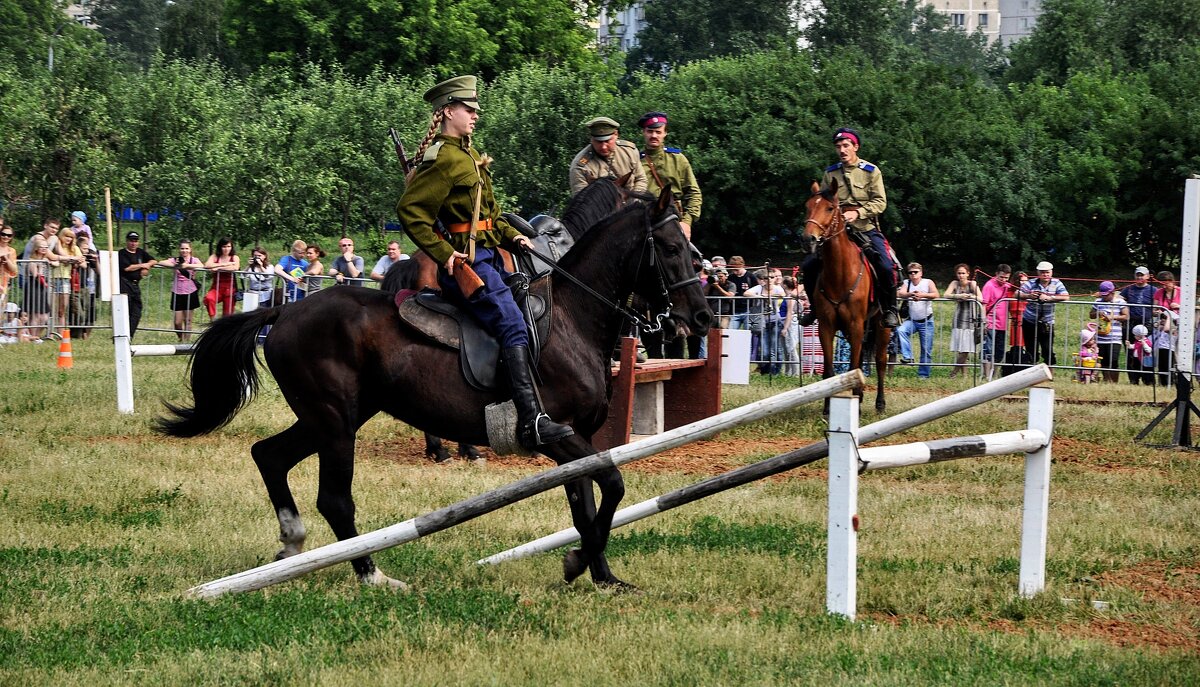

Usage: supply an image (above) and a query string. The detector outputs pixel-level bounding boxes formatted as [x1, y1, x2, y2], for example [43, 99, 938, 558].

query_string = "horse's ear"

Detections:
[828, 178, 838, 195]
[617, 171, 631, 188]
[655, 187, 674, 215]
[810, 181, 821, 195]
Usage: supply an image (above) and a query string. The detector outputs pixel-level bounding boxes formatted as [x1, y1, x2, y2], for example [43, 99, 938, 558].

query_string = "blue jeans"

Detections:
[898, 317, 935, 378]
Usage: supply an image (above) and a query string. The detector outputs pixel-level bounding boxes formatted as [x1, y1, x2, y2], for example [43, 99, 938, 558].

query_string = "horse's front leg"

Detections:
[545, 436, 632, 589]
[315, 432, 407, 591]
[818, 325, 837, 416]
[846, 320, 866, 403]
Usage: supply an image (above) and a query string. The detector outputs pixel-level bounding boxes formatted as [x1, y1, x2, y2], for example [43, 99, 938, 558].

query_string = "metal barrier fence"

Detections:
[706, 294, 1192, 387]
[4, 260, 1190, 390]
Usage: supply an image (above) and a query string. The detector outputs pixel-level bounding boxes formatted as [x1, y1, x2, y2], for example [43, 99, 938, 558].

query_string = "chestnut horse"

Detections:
[801, 179, 890, 412]
[156, 186, 712, 590]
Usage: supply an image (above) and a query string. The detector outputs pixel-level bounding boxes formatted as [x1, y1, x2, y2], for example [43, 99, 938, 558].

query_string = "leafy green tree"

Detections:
[481, 64, 621, 214]
[1007, 0, 1200, 85]
[91, 0, 168, 66]
[624, 0, 801, 73]
[221, 0, 604, 79]
[160, 0, 228, 63]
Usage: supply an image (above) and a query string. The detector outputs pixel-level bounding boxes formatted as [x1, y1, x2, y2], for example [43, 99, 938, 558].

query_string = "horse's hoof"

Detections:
[563, 548, 588, 583]
[427, 450, 453, 464]
[360, 568, 410, 591]
[274, 546, 301, 561]
[596, 577, 640, 593]
[467, 455, 487, 466]
[459, 445, 483, 461]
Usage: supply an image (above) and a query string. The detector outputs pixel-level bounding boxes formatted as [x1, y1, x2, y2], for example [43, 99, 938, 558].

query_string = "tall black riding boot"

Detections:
[798, 257, 821, 326]
[503, 346, 574, 449]
[864, 249, 901, 328]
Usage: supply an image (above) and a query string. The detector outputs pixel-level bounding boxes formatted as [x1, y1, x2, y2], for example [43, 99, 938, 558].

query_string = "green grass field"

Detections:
[1, 332, 1197, 685]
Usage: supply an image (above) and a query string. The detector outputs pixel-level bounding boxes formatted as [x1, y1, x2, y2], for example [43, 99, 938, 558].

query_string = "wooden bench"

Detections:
[593, 328, 723, 450]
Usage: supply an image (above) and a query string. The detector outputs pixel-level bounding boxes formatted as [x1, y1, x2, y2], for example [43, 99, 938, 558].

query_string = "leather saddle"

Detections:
[509, 213, 576, 279]
[396, 274, 552, 391]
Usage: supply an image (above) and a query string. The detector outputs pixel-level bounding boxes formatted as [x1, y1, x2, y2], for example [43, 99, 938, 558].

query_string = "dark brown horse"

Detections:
[156, 186, 712, 590]
[802, 179, 890, 412]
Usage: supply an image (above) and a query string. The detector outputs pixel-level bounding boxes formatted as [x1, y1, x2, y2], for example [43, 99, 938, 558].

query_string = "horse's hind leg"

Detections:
[251, 423, 312, 560]
[315, 433, 407, 590]
[424, 433, 452, 463]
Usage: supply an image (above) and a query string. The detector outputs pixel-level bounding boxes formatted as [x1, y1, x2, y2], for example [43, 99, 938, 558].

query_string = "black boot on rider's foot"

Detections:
[864, 250, 901, 329]
[798, 269, 820, 326]
[503, 346, 574, 449]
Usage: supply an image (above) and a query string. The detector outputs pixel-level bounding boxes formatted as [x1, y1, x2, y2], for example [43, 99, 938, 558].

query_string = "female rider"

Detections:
[396, 75, 572, 451]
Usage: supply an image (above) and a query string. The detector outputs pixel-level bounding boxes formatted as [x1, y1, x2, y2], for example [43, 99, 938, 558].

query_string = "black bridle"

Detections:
[803, 195, 848, 253]
[520, 209, 695, 334]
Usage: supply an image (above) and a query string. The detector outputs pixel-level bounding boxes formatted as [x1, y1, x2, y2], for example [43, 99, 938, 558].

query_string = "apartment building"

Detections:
[997, 0, 1041, 46]
[921, 0, 1002, 44]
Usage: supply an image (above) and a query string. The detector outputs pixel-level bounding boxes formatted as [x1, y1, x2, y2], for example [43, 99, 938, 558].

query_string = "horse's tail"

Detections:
[154, 306, 282, 437]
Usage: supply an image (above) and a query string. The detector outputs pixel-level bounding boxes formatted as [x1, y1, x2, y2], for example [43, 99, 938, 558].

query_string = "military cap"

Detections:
[833, 127, 861, 146]
[638, 111, 668, 129]
[424, 75, 481, 112]
[585, 117, 620, 141]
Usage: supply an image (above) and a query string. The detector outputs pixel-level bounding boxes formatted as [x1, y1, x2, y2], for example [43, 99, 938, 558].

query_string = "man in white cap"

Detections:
[1017, 260, 1069, 365]
[1119, 266, 1156, 383]
[568, 117, 646, 196]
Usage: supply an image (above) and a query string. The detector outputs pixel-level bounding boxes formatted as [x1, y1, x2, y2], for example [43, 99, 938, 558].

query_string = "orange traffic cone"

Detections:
[56, 328, 73, 369]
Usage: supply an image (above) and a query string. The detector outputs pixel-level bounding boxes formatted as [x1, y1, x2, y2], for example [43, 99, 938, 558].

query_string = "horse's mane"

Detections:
[380, 257, 422, 296]
[557, 200, 652, 272]
[561, 178, 650, 240]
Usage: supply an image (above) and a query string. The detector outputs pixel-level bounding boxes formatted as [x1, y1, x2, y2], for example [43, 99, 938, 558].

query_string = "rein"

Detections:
[521, 211, 690, 334]
[806, 200, 866, 309]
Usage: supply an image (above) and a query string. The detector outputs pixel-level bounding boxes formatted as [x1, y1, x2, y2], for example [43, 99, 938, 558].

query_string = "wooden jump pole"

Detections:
[186, 370, 867, 598]
[478, 364, 1054, 566]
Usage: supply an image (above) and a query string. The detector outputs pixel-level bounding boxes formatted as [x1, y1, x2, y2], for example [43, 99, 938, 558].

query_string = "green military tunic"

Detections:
[396, 134, 521, 266]
[821, 159, 887, 233]
[568, 139, 648, 196]
[641, 146, 702, 226]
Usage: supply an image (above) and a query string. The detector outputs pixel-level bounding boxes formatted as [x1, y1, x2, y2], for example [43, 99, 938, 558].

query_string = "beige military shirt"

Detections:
[821, 159, 887, 232]
[569, 139, 648, 196]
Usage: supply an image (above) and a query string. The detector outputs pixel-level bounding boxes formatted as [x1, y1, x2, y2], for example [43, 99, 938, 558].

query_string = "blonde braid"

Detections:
[406, 109, 444, 184]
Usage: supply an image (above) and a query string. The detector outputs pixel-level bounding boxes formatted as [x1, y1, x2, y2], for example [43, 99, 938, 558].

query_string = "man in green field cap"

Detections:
[568, 116, 647, 196]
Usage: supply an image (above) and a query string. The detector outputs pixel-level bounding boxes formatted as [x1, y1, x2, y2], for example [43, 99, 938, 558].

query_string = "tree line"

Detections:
[0, 0, 1197, 267]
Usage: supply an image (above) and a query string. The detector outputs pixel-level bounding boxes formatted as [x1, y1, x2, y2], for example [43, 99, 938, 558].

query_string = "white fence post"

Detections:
[1020, 384, 1054, 596]
[826, 391, 860, 620]
[113, 294, 135, 414]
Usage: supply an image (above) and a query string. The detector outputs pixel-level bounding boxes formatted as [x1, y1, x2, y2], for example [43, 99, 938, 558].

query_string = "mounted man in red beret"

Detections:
[800, 127, 901, 329]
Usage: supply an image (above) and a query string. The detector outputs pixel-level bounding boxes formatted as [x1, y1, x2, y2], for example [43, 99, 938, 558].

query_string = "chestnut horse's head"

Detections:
[802, 179, 841, 255]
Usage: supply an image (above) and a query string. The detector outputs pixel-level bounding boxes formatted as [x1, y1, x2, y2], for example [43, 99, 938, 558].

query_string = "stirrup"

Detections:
[521, 412, 574, 448]
[882, 309, 901, 328]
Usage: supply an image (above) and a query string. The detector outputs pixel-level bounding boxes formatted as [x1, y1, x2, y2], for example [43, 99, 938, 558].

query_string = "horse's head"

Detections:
[802, 179, 841, 255]
[634, 188, 714, 341]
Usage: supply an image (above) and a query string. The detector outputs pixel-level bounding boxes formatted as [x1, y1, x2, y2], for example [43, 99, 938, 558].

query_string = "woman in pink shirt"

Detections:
[157, 240, 203, 341]
[1153, 270, 1181, 316]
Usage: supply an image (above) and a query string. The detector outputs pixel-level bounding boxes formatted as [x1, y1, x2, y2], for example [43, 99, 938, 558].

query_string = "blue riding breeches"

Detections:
[437, 246, 528, 349]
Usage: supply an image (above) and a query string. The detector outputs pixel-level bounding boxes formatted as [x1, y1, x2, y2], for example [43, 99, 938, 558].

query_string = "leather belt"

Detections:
[446, 218, 493, 233]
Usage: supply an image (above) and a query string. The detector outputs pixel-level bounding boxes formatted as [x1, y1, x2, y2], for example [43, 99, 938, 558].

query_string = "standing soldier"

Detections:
[799, 127, 901, 329]
[639, 110, 704, 359]
[568, 117, 647, 196]
[638, 111, 701, 241]
[397, 75, 573, 450]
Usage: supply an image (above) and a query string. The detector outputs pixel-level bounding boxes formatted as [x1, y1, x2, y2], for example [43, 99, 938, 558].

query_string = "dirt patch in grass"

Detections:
[364, 435, 827, 480]
[1096, 560, 1200, 606]
[1064, 618, 1200, 652]
[1051, 437, 1156, 474]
